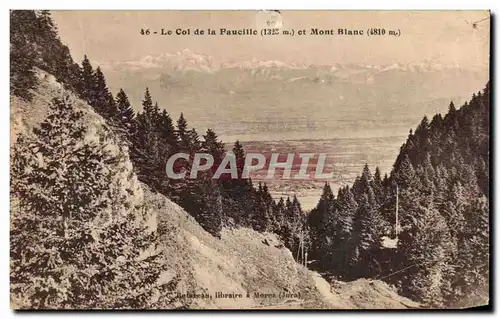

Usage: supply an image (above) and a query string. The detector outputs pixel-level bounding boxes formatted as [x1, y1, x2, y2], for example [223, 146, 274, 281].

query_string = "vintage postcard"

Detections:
[10, 10, 490, 310]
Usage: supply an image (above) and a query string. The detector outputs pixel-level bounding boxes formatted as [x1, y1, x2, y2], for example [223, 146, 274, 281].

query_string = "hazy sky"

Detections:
[51, 10, 490, 69]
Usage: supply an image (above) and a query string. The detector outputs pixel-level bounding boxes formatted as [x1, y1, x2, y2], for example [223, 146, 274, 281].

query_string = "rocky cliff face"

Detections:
[11, 69, 144, 212]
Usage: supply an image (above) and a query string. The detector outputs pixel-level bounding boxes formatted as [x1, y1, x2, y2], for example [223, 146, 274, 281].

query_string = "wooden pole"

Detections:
[301, 235, 304, 266]
[395, 184, 399, 238]
[299, 232, 302, 264]
[297, 232, 301, 263]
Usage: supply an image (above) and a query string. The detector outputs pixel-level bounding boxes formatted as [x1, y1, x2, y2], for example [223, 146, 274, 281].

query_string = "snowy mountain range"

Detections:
[101, 48, 476, 74]
[100, 49, 489, 143]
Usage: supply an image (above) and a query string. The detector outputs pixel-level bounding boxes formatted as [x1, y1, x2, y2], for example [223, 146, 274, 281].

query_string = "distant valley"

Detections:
[232, 136, 404, 210]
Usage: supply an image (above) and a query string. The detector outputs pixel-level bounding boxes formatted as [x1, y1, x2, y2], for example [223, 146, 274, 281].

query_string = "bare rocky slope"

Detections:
[10, 70, 420, 310]
[142, 188, 420, 309]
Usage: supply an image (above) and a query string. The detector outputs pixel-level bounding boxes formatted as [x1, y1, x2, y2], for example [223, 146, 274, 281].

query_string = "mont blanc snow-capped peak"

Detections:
[221, 57, 308, 69]
[121, 49, 217, 72]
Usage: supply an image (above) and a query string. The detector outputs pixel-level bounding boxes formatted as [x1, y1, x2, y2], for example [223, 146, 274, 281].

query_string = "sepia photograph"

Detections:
[9, 10, 490, 310]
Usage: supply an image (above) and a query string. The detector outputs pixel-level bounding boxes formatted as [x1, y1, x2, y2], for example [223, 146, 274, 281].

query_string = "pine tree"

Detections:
[202, 129, 226, 174]
[373, 167, 383, 198]
[187, 128, 202, 154]
[157, 109, 177, 154]
[452, 196, 489, 307]
[395, 154, 417, 189]
[219, 140, 254, 227]
[273, 197, 286, 231]
[334, 186, 358, 249]
[348, 193, 383, 278]
[448, 101, 456, 114]
[233, 140, 246, 179]
[258, 184, 276, 232]
[11, 96, 102, 231]
[92, 66, 116, 119]
[10, 10, 83, 99]
[10, 95, 169, 308]
[308, 183, 335, 261]
[80, 55, 95, 103]
[353, 164, 374, 200]
[142, 87, 155, 116]
[193, 178, 223, 238]
[176, 112, 190, 151]
[10, 10, 39, 44]
[37, 10, 57, 34]
[10, 10, 38, 100]
[130, 90, 164, 191]
[36, 10, 60, 74]
[56, 45, 82, 92]
[419, 153, 436, 191]
[115, 88, 135, 135]
[397, 202, 454, 306]
[133, 113, 164, 191]
[281, 195, 305, 258]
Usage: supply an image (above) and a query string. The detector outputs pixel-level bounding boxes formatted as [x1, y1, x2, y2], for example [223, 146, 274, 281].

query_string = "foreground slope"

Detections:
[143, 188, 419, 309]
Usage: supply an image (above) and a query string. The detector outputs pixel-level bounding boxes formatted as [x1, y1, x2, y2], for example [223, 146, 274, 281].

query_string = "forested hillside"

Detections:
[308, 83, 490, 307]
[10, 9, 304, 243]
